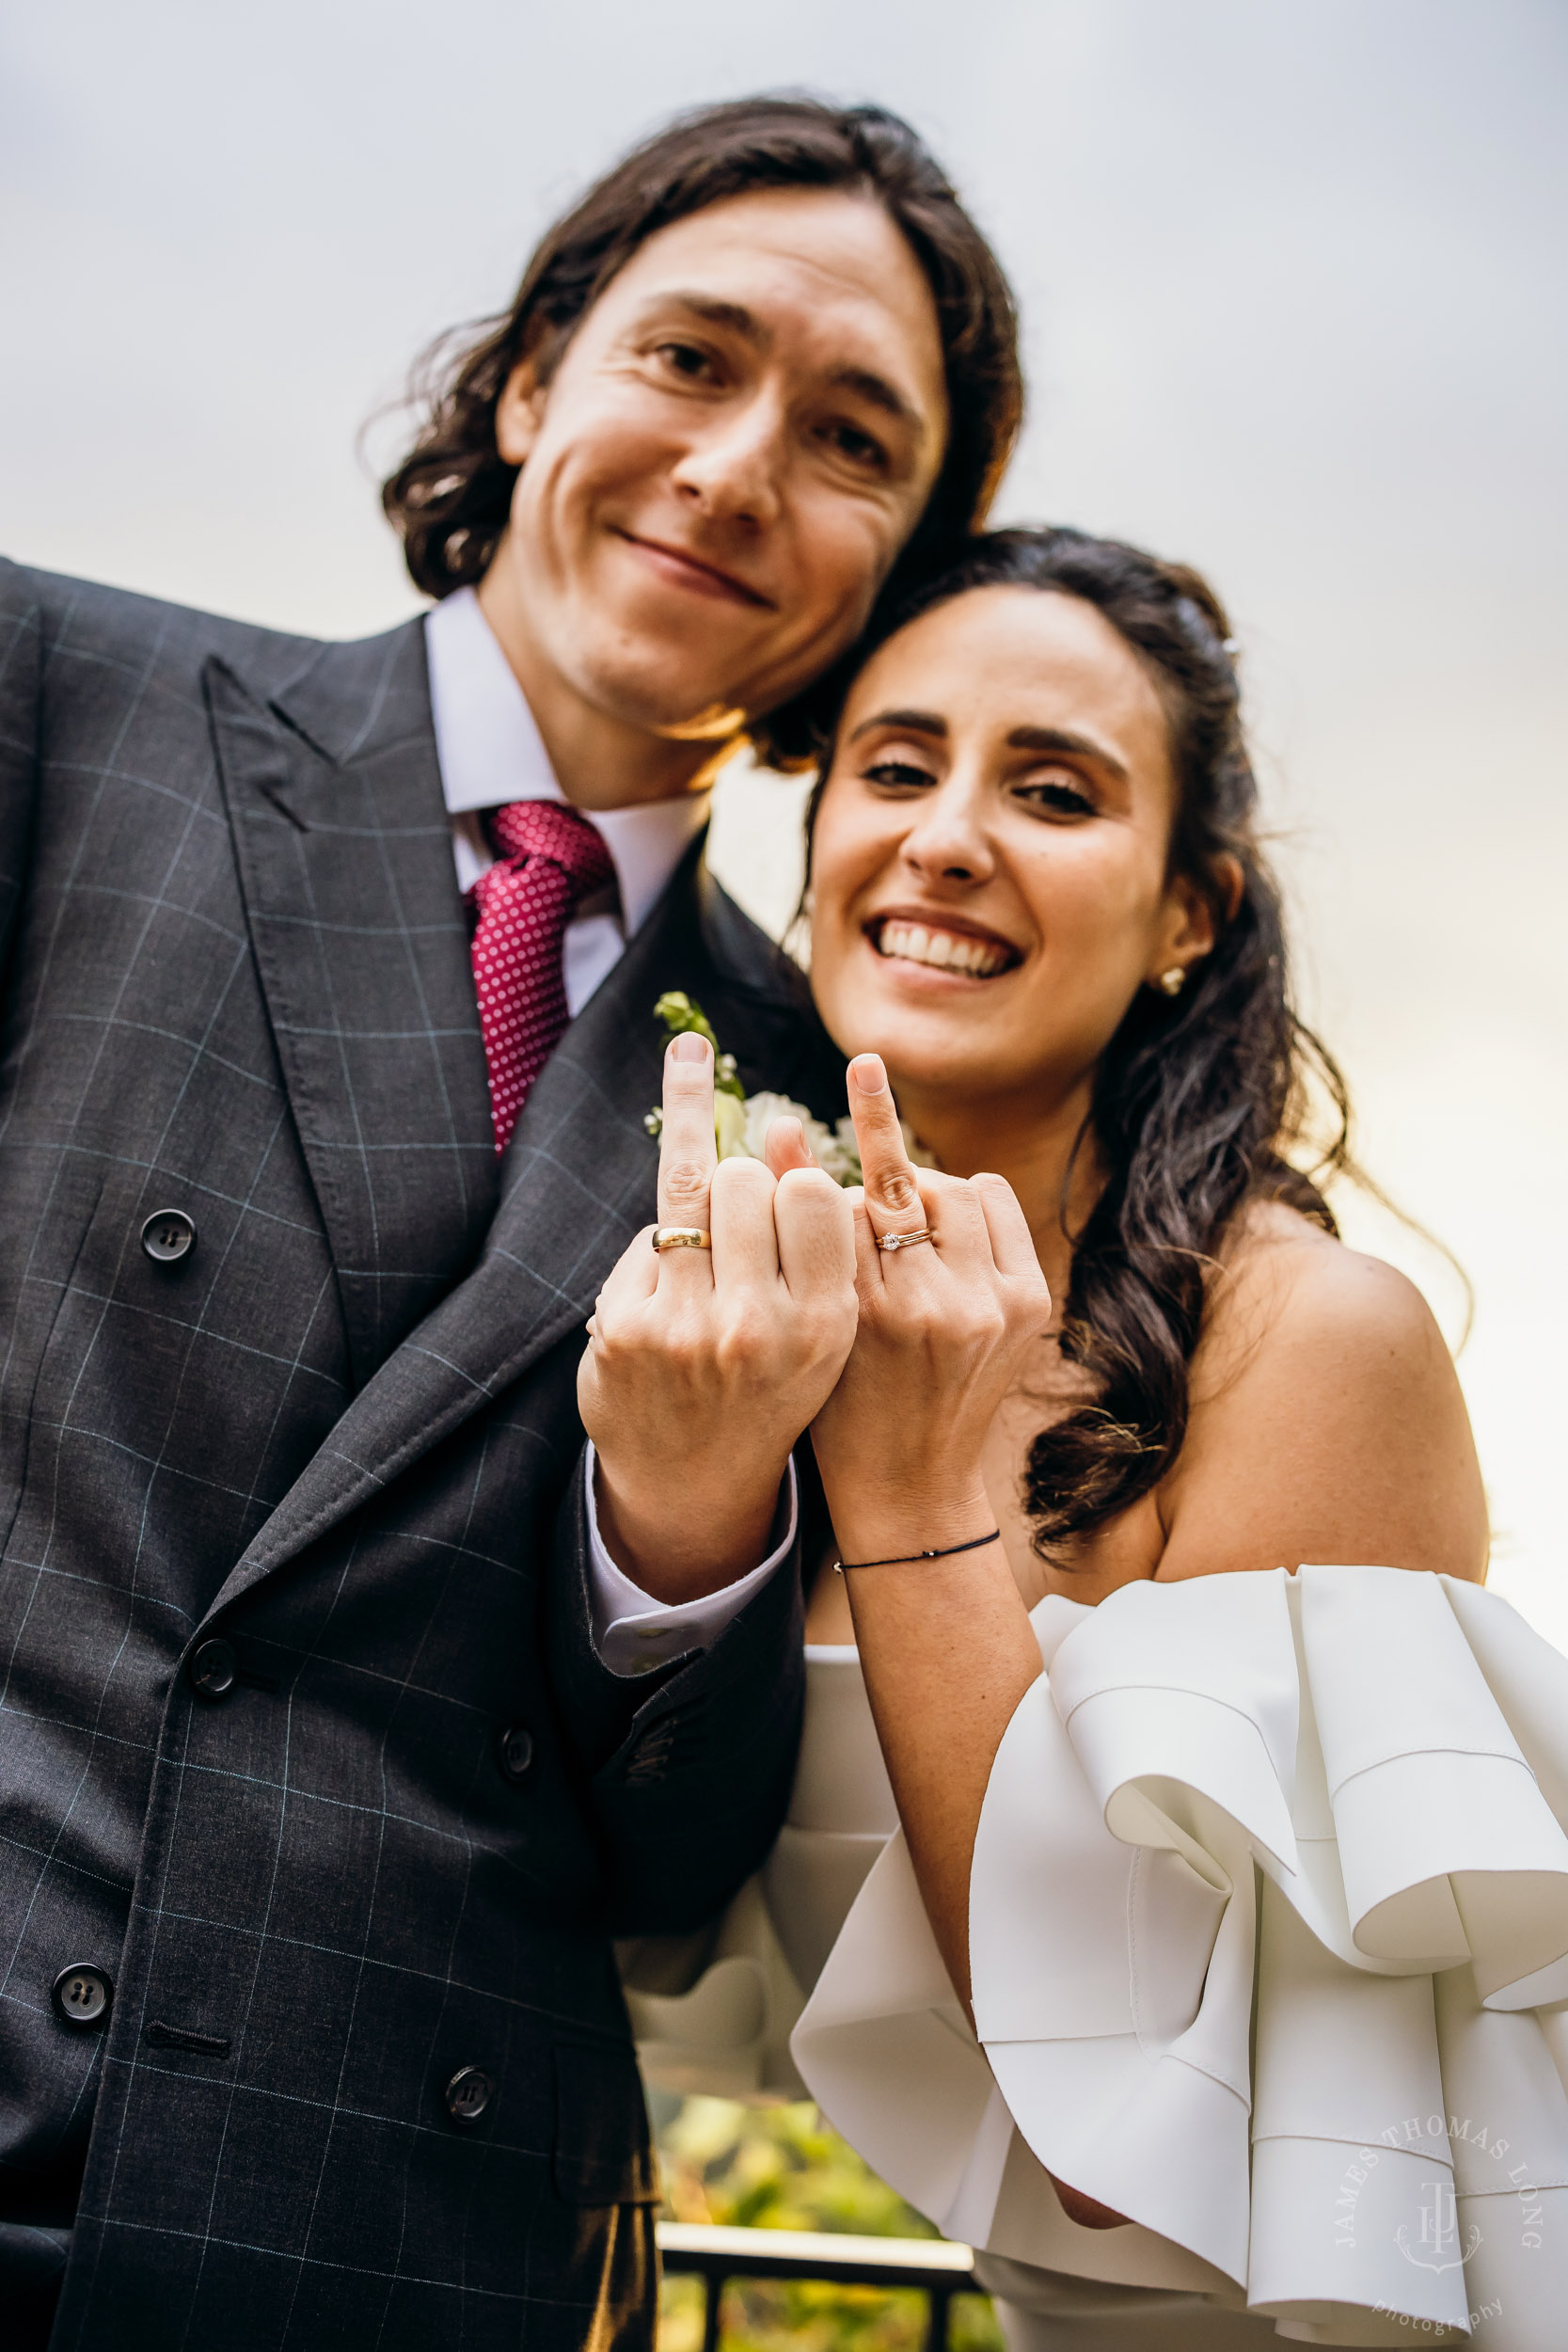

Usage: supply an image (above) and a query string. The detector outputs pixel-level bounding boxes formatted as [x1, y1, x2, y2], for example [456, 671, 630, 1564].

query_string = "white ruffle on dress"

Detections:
[790, 1568, 1568, 2349]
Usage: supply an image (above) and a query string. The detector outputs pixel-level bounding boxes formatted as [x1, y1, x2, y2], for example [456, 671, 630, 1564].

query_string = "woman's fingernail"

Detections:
[671, 1032, 710, 1063]
[849, 1054, 887, 1094]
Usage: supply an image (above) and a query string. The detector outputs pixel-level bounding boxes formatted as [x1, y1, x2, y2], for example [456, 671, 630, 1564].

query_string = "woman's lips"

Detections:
[869, 915, 1019, 979]
[617, 531, 771, 607]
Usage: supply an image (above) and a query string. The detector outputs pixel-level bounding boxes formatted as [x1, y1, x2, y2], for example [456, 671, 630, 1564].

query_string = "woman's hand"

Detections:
[803, 1054, 1051, 2022]
[811, 1055, 1052, 1562]
[578, 1033, 858, 1602]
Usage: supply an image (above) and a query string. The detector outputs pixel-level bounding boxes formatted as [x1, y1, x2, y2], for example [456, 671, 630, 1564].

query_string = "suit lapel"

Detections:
[202, 843, 843, 1616]
[206, 624, 498, 1389]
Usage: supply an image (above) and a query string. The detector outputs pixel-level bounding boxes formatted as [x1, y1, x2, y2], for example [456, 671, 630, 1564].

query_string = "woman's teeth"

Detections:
[874, 919, 1011, 977]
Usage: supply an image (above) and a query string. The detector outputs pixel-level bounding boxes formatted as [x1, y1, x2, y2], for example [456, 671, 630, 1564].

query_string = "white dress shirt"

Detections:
[423, 586, 795, 1675]
[427, 585, 711, 1013]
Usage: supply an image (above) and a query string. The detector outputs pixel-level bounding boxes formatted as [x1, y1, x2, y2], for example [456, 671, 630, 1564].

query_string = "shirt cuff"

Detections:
[583, 1445, 799, 1678]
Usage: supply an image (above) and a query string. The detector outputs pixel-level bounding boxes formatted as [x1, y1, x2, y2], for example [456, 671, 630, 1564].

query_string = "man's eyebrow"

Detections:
[847, 708, 948, 744]
[1007, 724, 1129, 782]
[654, 293, 768, 342]
[830, 365, 920, 428]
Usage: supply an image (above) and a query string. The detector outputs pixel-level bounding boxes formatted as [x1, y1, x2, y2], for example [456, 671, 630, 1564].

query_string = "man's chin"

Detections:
[652, 700, 751, 744]
[576, 645, 758, 745]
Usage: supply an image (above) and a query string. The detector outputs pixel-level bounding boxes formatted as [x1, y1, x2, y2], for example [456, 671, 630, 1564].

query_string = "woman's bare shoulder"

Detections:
[1203, 1197, 1440, 1377]
[1156, 1198, 1489, 1583]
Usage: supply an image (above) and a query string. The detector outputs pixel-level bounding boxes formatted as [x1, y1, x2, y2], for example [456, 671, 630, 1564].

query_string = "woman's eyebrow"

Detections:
[1007, 723, 1128, 782]
[847, 707, 947, 745]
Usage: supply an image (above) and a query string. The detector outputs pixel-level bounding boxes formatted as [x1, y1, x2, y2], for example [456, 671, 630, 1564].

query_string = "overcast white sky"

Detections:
[4, 0, 1565, 1635]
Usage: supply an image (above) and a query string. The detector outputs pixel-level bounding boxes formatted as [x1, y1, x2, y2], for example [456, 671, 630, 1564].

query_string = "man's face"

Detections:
[487, 187, 950, 740]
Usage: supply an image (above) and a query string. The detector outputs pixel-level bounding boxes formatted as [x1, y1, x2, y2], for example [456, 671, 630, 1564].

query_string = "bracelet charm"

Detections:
[834, 1528, 1002, 1575]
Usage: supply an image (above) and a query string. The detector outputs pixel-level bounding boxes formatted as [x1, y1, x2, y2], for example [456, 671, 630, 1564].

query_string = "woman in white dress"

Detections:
[604, 529, 1568, 2347]
[778, 530, 1568, 2350]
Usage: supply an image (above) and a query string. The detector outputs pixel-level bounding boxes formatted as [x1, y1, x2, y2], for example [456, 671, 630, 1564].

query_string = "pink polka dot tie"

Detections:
[467, 799, 614, 1153]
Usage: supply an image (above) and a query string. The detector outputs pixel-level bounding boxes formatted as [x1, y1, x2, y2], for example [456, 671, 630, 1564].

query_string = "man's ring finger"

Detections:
[652, 1227, 712, 1253]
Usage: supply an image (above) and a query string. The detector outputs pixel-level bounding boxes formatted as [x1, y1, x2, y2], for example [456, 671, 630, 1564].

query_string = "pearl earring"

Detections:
[1158, 967, 1186, 997]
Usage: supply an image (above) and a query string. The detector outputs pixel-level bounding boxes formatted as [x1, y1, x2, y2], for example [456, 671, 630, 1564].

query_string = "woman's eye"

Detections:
[1018, 777, 1096, 818]
[863, 757, 936, 791]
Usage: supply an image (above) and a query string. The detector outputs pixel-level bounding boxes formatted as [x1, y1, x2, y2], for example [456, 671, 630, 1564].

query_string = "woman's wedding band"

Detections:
[652, 1226, 711, 1252]
[874, 1225, 936, 1253]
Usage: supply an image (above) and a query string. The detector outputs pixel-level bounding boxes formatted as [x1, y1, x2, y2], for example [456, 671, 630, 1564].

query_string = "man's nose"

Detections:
[670, 391, 785, 529]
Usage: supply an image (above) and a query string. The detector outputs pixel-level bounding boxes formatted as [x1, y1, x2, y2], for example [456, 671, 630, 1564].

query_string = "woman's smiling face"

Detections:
[808, 584, 1216, 1132]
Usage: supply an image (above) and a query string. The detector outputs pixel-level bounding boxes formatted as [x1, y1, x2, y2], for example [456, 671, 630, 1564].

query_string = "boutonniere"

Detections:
[644, 993, 933, 1185]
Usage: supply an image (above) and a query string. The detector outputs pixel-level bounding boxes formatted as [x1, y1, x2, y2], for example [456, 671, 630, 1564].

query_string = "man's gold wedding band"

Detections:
[652, 1226, 711, 1252]
[874, 1225, 936, 1253]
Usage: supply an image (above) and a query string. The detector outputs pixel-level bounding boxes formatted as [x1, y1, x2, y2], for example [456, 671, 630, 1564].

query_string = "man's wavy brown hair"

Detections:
[380, 96, 1022, 766]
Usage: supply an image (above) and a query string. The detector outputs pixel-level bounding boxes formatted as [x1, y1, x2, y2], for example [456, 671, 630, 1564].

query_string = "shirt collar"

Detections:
[424, 584, 710, 937]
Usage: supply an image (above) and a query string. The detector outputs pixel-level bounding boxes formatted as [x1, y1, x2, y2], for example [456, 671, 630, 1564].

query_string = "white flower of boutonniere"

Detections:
[644, 993, 933, 1186]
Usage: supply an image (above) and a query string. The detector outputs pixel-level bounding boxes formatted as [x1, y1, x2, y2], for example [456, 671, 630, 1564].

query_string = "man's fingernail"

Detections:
[850, 1054, 887, 1094]
[671, 1032, 710, 1063]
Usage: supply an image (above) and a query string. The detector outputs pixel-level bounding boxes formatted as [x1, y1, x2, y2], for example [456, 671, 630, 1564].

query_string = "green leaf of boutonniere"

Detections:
[653, 992, 745, 1100]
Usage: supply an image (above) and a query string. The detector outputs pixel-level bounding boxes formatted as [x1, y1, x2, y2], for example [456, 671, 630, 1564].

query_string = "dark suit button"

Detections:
[141, 1208, 197, 1263]
[53, 1963, 113, 2027]
[444, 2066, 495, 2126]
[498, 1723, 535, 1783]
[188, 1638, 237, 1700]
[624, 1718, 675, 1785]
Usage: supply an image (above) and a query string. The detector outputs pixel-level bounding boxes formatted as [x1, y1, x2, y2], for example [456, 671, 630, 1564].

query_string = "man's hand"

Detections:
[578, 1032, 857, 1603]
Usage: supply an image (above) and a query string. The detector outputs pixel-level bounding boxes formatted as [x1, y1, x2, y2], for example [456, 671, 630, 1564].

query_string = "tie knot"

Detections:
[487, 799, 614, 903]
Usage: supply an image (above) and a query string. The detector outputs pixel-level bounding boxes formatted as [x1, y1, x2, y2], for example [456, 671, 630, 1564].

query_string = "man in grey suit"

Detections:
[0, 98, 1020, 2350]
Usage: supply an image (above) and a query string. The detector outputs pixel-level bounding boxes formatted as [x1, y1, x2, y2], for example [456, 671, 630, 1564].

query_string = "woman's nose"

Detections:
[671, 392, 784, 528]
[900, 783, 996, 884]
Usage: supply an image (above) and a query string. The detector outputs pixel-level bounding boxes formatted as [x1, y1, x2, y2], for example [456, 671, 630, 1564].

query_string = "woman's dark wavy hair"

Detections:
[806, 525, 1354, 1556]
[381, 96, 1022, 767]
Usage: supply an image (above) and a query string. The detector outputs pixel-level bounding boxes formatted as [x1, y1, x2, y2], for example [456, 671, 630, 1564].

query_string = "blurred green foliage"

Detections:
[656, 2098, 1004, 2352]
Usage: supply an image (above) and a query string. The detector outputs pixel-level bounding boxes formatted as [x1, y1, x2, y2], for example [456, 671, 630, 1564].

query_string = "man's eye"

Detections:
[863, 758, 936, 790]
[655, 341, 718, 381]
[822, 420, 888, 471]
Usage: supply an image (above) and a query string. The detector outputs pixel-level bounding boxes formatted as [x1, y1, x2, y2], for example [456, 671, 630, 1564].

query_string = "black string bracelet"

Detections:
[833, 1529, 1002, 1575]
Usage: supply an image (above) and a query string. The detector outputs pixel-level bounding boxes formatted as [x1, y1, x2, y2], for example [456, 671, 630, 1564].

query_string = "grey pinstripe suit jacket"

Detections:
[0, 560, 835, 2351]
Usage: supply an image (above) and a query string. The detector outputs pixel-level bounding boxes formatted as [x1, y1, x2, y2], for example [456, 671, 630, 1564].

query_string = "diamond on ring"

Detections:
[874, 1225, 936, 1253]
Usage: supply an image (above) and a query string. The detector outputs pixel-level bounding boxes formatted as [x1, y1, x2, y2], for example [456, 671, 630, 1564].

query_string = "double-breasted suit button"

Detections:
[498, 1723, 535, 1782]
[188, 1638, 237, 1700]
[624, 1717, 676, 1785]
[53, 1963, 113, 2027]
[141, 1208, 197, 1263]
[444, 2066, 495, 2125]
